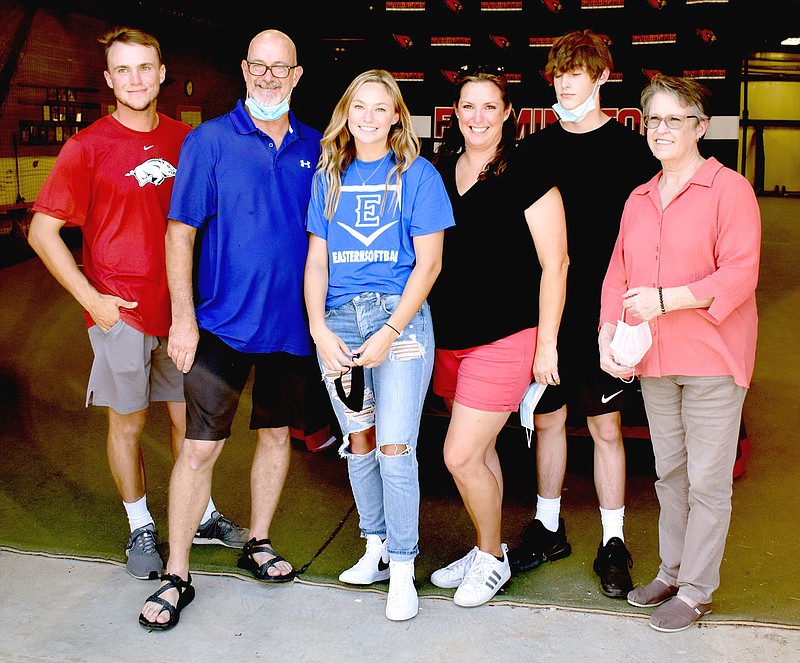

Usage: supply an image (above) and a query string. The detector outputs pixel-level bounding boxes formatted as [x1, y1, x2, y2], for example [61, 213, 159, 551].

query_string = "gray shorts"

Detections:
[86, 319, 184, 415]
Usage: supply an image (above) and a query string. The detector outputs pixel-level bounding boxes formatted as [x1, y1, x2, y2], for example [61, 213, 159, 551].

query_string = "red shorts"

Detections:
[433, 328, 537, 412]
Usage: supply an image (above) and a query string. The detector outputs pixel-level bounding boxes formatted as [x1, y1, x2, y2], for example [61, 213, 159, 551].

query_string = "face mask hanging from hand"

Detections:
[519, 381, 547, 448]
[334, 365, 365, 412]
[609, 309, 652, 383]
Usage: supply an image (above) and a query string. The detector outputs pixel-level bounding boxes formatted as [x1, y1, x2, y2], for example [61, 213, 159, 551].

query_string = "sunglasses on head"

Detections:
[458, 64, 506, 79]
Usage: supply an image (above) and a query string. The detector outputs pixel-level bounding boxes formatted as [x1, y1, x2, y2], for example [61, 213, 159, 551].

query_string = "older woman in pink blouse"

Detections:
[598, 75, 761, 633]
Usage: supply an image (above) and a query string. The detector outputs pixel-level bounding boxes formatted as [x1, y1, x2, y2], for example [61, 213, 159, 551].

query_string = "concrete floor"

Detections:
[2, 549, 798, 663]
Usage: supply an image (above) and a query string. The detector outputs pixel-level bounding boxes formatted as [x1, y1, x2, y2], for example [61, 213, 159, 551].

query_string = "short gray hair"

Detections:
[640, 74, 712, 119]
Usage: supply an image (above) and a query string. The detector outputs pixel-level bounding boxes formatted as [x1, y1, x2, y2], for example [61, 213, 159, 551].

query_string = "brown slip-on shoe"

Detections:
[627, 578, 679, 607]
[649, 596, 712, 633]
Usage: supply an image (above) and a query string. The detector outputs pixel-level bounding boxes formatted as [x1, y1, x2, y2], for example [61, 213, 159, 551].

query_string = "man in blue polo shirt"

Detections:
[139, 29, 323, 631]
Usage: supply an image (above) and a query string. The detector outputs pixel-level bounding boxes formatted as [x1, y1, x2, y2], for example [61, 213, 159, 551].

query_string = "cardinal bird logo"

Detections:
[642, 68, 662, 81]
[442, 0, 463, 12]
[643, 0, 667, 9]
[441, 69, 460, 84]
[489, 34, 512, 50]
[695, 28, 717, 44]
[392, 34, 414, 49]
[540, 0, 562, 13]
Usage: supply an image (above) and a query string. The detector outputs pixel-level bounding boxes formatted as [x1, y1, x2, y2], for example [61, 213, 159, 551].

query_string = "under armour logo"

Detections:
[299, 160, 312, 168]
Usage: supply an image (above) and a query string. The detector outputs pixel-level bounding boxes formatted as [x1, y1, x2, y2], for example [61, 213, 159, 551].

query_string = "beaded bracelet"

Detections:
[658, 287, 666, 315]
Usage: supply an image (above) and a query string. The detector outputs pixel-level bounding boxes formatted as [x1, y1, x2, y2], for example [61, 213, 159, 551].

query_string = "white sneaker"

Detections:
[453, 546, 511, 608]
[385, 559, 418, 621]
[431, 546, 478, 588]
[338, 534, 390, 585]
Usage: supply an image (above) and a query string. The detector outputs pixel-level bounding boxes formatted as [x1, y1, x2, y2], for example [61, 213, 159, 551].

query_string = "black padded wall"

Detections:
[296, 0, 745, 166]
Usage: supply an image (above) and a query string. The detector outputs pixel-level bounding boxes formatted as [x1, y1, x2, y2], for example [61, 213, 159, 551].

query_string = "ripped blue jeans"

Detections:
[318, 292, 433, 560]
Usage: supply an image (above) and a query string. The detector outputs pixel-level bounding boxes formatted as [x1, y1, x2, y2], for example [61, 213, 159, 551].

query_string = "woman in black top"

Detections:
[427, 67, 568, 607]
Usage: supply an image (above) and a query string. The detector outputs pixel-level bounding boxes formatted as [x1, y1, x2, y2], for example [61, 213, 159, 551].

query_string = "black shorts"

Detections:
[534, 359, 638, 421]
[184, 328, 322, 441]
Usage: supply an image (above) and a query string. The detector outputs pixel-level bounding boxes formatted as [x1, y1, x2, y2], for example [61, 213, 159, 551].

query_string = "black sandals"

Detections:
[138, 573, 196, 631]
[237, 537, 296, 583]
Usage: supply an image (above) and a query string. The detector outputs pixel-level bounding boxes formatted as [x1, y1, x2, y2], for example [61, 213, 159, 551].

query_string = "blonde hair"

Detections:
[314, 69, 420, 221]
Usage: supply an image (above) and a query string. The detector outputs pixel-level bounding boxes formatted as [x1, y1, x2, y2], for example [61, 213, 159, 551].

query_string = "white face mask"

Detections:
[609, 314, 653, 382]
[245, 91, 291, 122]
[552, 79, 600, 123]
[519, 381, 547, 448]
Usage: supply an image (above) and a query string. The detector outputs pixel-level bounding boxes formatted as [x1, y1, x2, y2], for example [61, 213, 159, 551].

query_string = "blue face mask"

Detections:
[245, 91, 291, 122]
[552, 80, 600, 123]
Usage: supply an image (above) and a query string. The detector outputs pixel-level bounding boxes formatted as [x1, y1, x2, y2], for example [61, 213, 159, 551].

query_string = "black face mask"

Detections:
[334, 364, 365, 412]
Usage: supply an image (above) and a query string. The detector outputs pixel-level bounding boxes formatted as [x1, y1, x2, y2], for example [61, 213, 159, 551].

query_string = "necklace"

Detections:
[353, 152, 390, 185]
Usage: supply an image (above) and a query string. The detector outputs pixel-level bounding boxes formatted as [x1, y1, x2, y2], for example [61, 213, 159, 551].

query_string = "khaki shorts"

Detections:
[86, 320, 184, 414]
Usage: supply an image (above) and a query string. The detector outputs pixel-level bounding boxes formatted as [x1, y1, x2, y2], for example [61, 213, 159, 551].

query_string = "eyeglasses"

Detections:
[458, 64, 505, 78]
[246, 62, 297, 78]
[644, 114, 699, 130]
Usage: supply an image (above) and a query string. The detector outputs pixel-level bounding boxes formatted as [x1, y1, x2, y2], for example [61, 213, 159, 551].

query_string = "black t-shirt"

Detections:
[429, 149, 556, 350]
[520, 119, 660, 366]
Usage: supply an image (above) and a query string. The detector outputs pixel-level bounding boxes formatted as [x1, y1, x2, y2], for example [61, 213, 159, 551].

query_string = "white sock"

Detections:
[123, 494, 153, 532]
[534, 495, 561, 532]
[600, 506, 625, 545]
[201, 497, 216, 525]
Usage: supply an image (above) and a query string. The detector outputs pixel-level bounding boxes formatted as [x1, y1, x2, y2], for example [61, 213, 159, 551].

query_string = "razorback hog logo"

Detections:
[126, 158, 177, 187]
[540, 0, 562, 13]
[490, 34, 512, 50]
[695, 28, 717, 44]
[442, 0, 463, 12]
[393, 34, 414, 49]
[644, 0, 667, 8]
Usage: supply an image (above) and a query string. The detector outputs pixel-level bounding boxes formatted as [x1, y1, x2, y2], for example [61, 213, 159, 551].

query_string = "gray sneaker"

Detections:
[193, 511, 250, 549]
[125, 524, 163, 580]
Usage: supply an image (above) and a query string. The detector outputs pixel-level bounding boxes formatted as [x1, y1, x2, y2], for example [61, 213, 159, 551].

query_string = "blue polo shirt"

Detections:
[169, 101, 322, 354]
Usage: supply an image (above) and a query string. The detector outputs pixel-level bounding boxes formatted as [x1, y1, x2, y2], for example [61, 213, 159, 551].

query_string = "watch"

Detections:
[184, 80, 193, 97]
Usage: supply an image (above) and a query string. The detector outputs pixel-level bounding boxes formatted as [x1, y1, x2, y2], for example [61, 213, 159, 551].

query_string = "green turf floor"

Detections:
[1, 198, 798, 627]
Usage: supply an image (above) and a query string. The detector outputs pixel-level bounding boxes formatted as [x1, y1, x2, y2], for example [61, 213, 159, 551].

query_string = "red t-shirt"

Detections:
[33, 113, 191, 335]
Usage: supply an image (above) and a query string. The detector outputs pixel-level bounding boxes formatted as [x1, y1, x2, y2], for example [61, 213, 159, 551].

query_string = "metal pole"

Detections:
[740, 55, 749, 178]
[13, 132, 25, 204]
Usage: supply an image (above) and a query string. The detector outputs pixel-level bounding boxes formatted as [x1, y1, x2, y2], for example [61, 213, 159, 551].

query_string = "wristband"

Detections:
[658, 287, 666, 315]
[384, 322, 401, 336]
